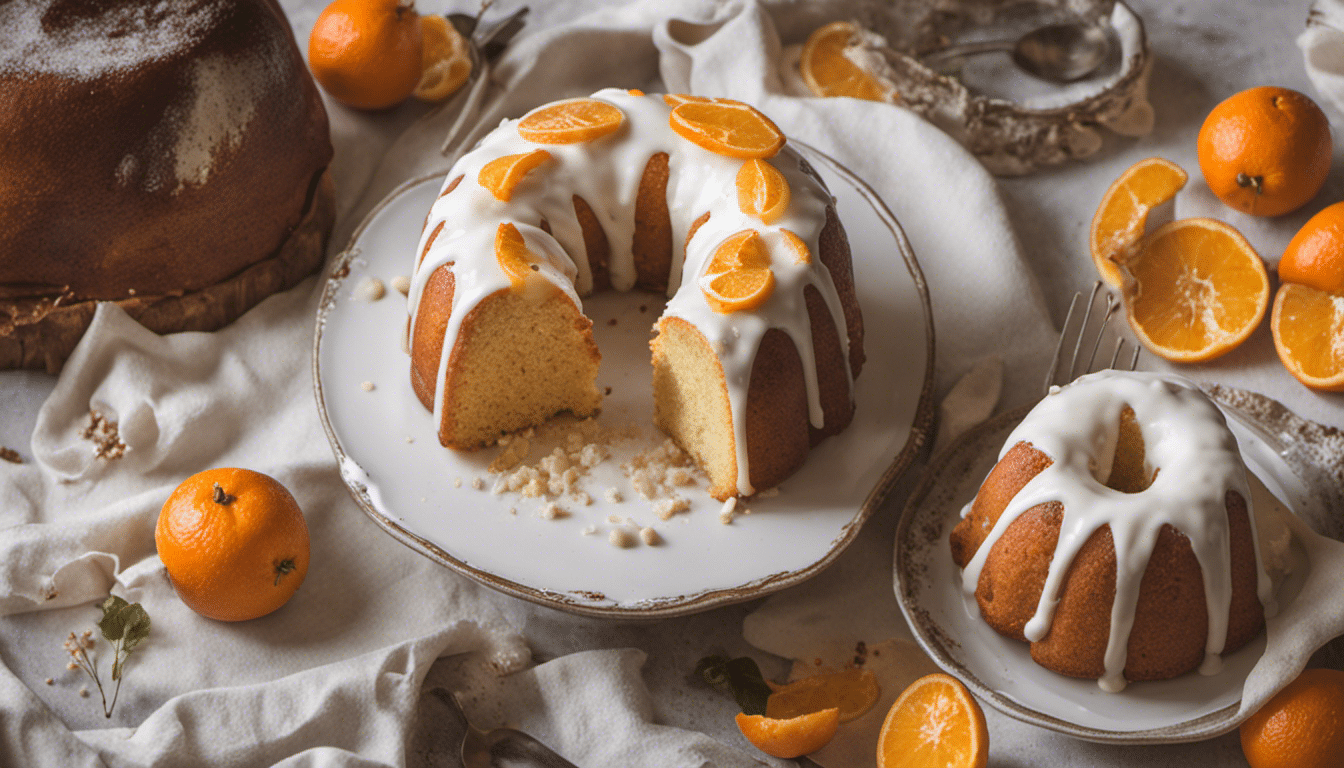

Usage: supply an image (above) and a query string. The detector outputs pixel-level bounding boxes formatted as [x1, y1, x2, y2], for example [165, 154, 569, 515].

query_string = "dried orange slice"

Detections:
[1090, 157, 1187, 288]
[876, 673, 987, 768]
[517, 98, 625, 144]
[735, 708, 840, 759]
[782, 229, 811, 264]
[737, 159, 791, 224]
[1271, 283, 1344, 391]
[495, 223, 539, 289]
[670, 100, 785, 159]
[1116, 217, 1269, 362]
[766, 668, 880, 723]
[799, 21, 889, 101]
[478, 149, 551, 202]
[413, 14, 472, 102]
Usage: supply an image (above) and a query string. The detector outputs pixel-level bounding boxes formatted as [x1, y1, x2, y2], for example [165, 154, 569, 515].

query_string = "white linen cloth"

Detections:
[2, 0, 1340, 766]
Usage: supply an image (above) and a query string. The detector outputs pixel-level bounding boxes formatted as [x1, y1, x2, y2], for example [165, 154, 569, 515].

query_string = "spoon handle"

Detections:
[485, 728, 581, 768]
[921, 38, 1015, 67]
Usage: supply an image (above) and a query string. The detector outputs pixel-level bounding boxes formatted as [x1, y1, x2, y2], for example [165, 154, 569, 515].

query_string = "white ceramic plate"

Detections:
[894, 392, 1329, 743]
[314, 144, 935, 618]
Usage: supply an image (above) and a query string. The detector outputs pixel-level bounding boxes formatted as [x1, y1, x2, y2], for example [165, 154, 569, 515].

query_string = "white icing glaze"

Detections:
[409, 89, 855, 495]
[959, 370, 1275, 692]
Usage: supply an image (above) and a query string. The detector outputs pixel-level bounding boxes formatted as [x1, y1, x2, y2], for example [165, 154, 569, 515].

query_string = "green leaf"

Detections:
[98, 596, 130, 641]
[120, 604, 151, 652]
[694, 655, 772, 716]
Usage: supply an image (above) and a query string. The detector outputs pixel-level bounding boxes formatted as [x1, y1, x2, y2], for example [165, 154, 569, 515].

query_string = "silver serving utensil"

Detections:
[922, 20, 1111, 83]
[1044, 281, 1140, 395]
[431, 687, 579, 768]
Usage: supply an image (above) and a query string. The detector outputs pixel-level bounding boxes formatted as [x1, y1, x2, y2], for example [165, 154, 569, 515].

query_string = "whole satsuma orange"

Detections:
[1240, 667, 1344, 768]
[156, 468, 310, 622]
[1197, 86, 1331, 217]
[308, 0, 423, 110]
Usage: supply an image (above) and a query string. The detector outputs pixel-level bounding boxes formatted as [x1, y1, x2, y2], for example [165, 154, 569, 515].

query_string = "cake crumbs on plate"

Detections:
[604, 487, 623, 503]
[471, 477, 485, 491]
[390, 275, 412, 295]
[653, 496, 690, 520]
[608, 528, 637, 548]
[639, 527, 661, 546]
[581, 525, 598, 536]
[355, 276, 385, 301]
[453, 478, 462, 488]
[360, 381, 375, 392]
[539, 502, 569, 520]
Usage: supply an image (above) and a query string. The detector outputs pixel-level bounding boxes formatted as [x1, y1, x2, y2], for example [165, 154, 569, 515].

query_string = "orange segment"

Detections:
[1090, 157, 1188, 288]
[877, 673, 988, 768]
[766, 668, 880, 723]
[413, 14, 472, 102]
[1279, 200, 1344, 295]
[478, 149, 551, 202]
[800, 21, 890, 101]
[704, 269, 775, 314]
[670, 100, 785, 159]
[737, 159, 791, 224]
[1117, 217, 1269, 362]
[782, 229, 812, 264]
[735, 708, 840, 759]
[517, 98, 625, 144]
[707, 230, 772, 274]
[1271, 283, 1344, 391]
[495, 222, 539, 289]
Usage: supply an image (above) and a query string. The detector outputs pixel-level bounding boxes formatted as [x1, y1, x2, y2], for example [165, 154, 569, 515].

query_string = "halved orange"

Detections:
[413, 14, 472, 102]
[478, 149, 551, 202]
[1116, 217, 1269, 362]
[737, 159, 791, 224]
[669, 100, 785, 159]
[1090, 157, 1188, 288]
[767, 667, 880, 723]
[495, 222, 538, 289]
[799, 21, 890, 101]
[517, 98, 625, 144]
[876, 673, 987, 768]
[1271, 283, 1344, 391]
[736, 708, 840, 759]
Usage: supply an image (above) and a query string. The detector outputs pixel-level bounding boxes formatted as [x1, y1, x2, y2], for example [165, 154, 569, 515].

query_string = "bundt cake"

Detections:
[0, 0, 334, 372]
[408, 88, 864, 500]
[949, 370, 1276, 692]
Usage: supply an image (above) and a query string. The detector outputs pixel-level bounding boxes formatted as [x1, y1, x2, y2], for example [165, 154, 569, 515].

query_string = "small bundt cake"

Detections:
[409, 88, 864, 500]
[0, 0, 334, 372]
[950, 370, 1276, 692]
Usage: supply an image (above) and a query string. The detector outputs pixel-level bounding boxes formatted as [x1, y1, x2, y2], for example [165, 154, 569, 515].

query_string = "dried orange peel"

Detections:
[517, 98, 625, 144]
[1090, 156, 1187, 288]
[478, 149, 551, 202]
[877, 673, 988, 768]
[737, 159, 791, 224]
[670, 99, 785, 159]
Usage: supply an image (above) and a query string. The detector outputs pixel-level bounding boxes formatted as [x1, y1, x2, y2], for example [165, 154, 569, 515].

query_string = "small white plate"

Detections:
[894, 391, 1335, 743]
[314, 145, 935, 618]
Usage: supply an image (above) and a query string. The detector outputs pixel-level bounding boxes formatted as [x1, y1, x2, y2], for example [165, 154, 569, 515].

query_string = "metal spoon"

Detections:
[921, 20, 1111, 83]
[431, 687, 579, 768]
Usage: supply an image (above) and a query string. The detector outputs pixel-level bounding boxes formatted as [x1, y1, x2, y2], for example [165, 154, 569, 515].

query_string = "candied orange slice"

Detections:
[767, 668, 880, 723]
[1091, 157, 1188, 288]
[495, 222, 539, 289]
[704, 269, 775, 314]
[737, 159, 791, 224]
[413, 14, 472, 102]
[670, 100, 785, 159]
[706, 230, 772, 274]
[478, 149, 551, 202]
[1117, 217, 1269, 362]
[782, 229, 811, 264]
[663, 93, 717, 109]
[800, 21, 890, 101]
[877, 673, 987, 768]
[517, 98, 624, 144]
[627, 88, 645, 96]
[1271, 283, 1344, 391]
[735, 708, 840, 759]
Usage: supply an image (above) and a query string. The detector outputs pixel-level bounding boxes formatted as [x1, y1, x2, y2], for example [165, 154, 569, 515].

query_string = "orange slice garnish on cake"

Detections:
[701, 230, 775, 313]
[495, 222, 542, 289]
[478, 149, 551, 202]
[1116, 217, 1269, 362]
[670, 100, 786, 159]
[781, 229, 812, 264]
[876, 674, 987, 768]
[737, 159, 791, 224]
[663, 93, 718, 108]
[706, 229, 772, 273]
[766, 668, 880, 724]
[413, 14, 472, 102]
[799, 21, 890, 101]
[1090, 157, 1188, 288]
[735, 708, 840, 759]
[517, 98, 625, 144]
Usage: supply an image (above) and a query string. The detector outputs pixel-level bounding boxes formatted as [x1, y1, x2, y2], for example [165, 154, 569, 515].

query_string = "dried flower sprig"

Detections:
[64, 596, 150, 718]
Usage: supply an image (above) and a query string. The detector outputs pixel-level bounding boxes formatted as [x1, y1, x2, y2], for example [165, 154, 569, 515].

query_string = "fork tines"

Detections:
[1044, 281, 1140, 395]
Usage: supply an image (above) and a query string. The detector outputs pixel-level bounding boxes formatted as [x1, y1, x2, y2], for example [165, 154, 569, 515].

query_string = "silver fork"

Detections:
[1043, 281, 1141, 395]
[431, 687, 579, 768]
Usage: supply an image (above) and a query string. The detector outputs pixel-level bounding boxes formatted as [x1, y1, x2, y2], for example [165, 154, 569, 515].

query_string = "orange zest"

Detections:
[701, 230, 775, 313]
[1240, 668, 1344, 768]
[669, 100, 786, 159]
[308, 0, 423, 110]
[800, 21, 890, 101]
[877, 673, 988, 768]
[735, 708, 840, 759]
[737, 159, 792, 224]
[1116, 217, 1269, 362]
[766, 667, 880, 723]
[782, 229, 812, 264]
[478, 149, 552, 202]
[517, 98, 625, 144]
[413, 14, 472, 103]
[1197, 86, 1332, 217]
[495, 223, 540, 289]
[155, 468, 310, 622]
[1271, 283, 1344, 391]
[1090, 157, 1188, 288]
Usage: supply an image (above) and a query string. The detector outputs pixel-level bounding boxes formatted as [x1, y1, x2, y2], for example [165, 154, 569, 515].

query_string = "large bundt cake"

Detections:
[0, 0, 334, 372]
[949, 370, 1275, 692]
[408, 88, 864, 500]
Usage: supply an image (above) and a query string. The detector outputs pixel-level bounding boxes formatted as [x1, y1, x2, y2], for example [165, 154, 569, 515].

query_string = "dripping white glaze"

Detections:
[409, 89, 855, 496]
[959, 370, 1275, 692]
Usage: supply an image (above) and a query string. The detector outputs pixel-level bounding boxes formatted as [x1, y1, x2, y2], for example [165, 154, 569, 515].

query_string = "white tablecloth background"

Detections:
[2, 0, 1341, 766]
